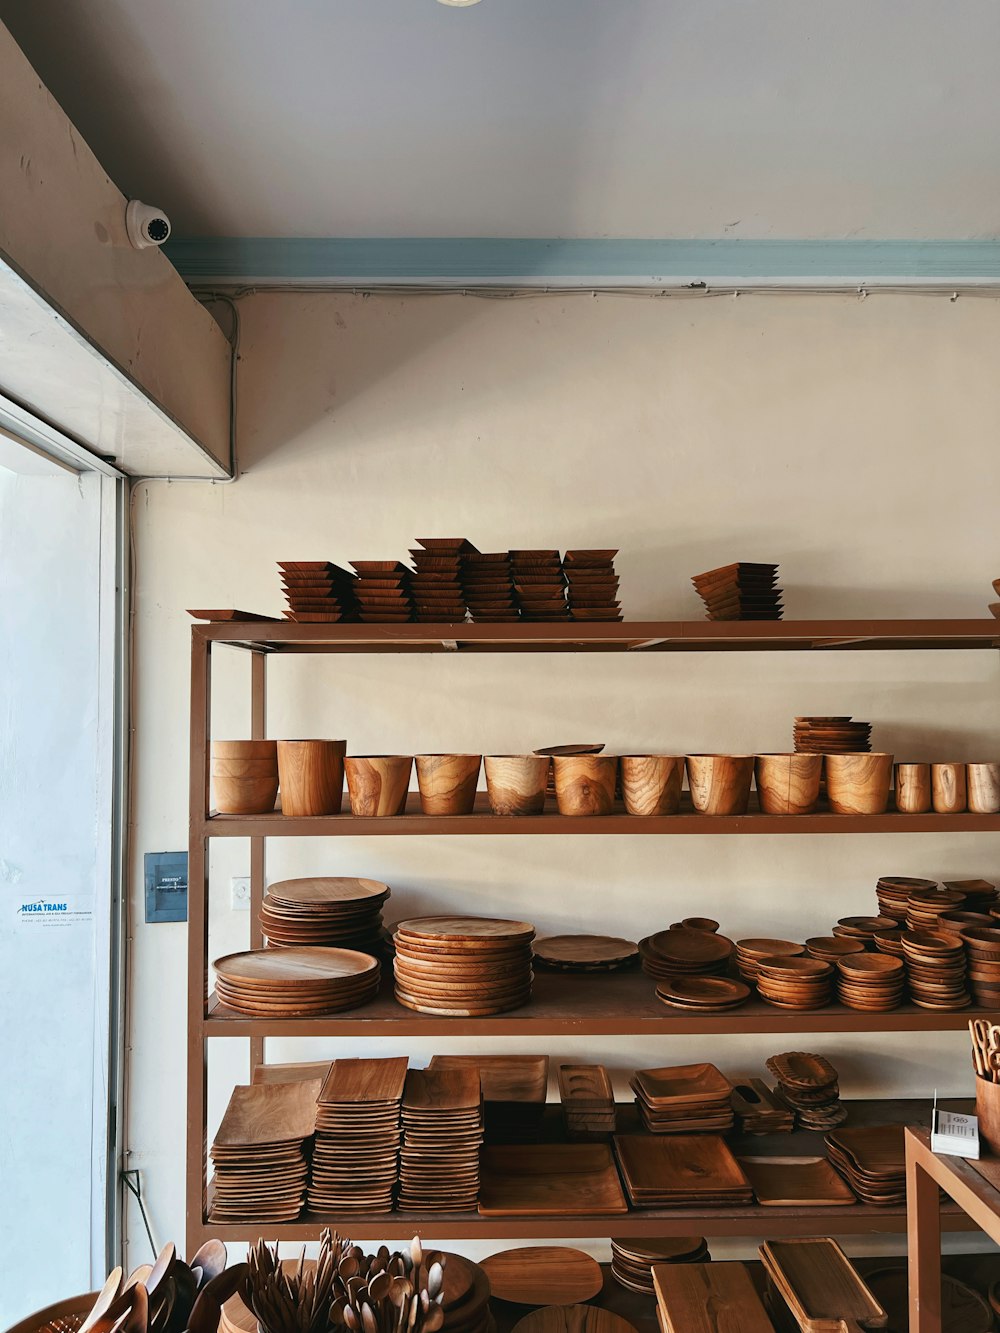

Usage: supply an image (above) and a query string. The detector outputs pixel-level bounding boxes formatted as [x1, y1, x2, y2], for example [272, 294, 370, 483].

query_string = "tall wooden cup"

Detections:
[211, 740, 278, 814]
[931, 762, 967, 814]
[894, 763, 931, 813]
[484, 755, 550, 815]
[686, 755, 754, 816]
[824, 753, 894, 815]
[277, 740, 346, 816]
[967, 763, 1000, 814]
[977, 1075, 1000, 1154]
[754, 753, 822, 815]
[553, 755, 618, 816]
[345, 755, 412, 816]
[620, 755, 684, 816]
[415, 754, 482, 814]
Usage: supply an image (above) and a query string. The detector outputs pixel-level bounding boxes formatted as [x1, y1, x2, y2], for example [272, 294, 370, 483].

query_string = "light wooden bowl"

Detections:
[824, 752, 894, 815]
[753, 753, 822, 815]
[553, 755, 618, 816]
[345, 755, 412, 816]
[484, 755, 550, 815]
[967, 762, 1000, 814]
[415, 754, 482, 814]
[685, 754, 754, 816]
[211, 739, 278, 761]
[619, 755, 683, 816]
[277, 740, 346, 816]
[931, 762, 967, 814]
[894, 762, 931, 813]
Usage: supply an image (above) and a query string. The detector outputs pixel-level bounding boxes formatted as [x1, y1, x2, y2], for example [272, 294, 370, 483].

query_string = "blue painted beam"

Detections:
[163, 237, 1000, 285]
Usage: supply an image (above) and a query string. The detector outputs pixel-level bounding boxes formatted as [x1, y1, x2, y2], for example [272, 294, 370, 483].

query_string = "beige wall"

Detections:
[129, 290, 1000, 1265]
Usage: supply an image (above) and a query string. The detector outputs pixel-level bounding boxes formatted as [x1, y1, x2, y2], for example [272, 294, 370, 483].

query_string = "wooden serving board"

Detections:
[318, 1056, 408, 1104]
[651, 1262, 774, 1333]
[760, 1239, 888, 1332]
[479, 1144, 628, 1215]
[737, 1156, 856, 1206]
[481, 1247, 603, 1306]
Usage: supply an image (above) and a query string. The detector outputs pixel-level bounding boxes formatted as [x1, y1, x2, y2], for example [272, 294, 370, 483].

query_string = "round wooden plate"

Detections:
[533, 935, 639, 969]
[642, 930, 733, 966]
[213, 947, 380, 984]
[482, 1247, 603, 1306]
[655, 975, 750, 1007]
[511, 1307, 636, 1333]
[395, 916, 535, 942]
[266, 877, 390, 905]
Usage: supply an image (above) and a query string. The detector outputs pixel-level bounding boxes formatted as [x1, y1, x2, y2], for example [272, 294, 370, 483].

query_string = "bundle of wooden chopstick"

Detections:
[969, 1019, 1000, 1083]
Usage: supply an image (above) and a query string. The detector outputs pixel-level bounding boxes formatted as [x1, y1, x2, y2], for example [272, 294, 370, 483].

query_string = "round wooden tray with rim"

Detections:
[394, 916, 535, 943]
[654, 975, 751, 1009]
[642, 929, 733, 966]
[265, 876, 390, 906]
[532, 935, 638, 970]
[213, 946, 380, 985]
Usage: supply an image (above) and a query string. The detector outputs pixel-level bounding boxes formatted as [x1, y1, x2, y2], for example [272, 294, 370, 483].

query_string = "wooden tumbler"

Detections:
[931, 762, 967, 814]
[484, 755, 550, 816]
[894, 762, 931, 813]
[345, 755, 412, 817]
[620, 755, 684, 816]
[211, 740, 278, 814]
[824, 752, 894, 816]
[415, 754, 482, 815]
[967, 762, 1000, 814]
[686, 755, 754, 816]
[553, 754, 618, 816]
[754, 753, 822, 815]
[277, 740, 346, 816]
[977, 1075, 1000, 1155]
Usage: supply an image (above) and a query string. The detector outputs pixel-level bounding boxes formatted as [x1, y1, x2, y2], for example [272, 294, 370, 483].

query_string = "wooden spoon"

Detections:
[81, 1270, 125, 1333]
[186, 1263, 249, 1333]
[189, 1241, 227, 1285]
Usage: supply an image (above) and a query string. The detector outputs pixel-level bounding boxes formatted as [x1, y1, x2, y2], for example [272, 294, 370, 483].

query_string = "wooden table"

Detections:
[905, 1126, 1000, 1330]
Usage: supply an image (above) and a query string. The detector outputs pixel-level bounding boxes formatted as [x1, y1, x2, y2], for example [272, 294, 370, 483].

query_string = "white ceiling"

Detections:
[2, 0, 999, 241]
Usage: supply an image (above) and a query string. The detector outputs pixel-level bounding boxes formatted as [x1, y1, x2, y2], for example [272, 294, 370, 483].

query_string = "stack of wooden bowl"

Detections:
[961, 927, 1000, 1005]
[630, 1064, 734, 1134]
[691, 562, 783, 620]
[277, 560, 359, 622]
[308, 1056, 406, 1215]
[461, 552, 520, 622]
[755, 956, 834, 1010]
[398, 1068, 483, 1212]
[793, 716, 872, 753]
[901, 931, 971, 1009]
[563, 549, 623, 622]
[833, 915, 898, 947]
[804, 936, 865, 965]
[736, 938, 804, 985]
[609, 1237, 710, 1294]
[260, 876, 388, 953]
[408, 538, 474, 623]
[766, 1052, 846, 1130]
[906, 885, 968, 931]
[872, 928, 907, 959]
[350, 560, 414, 622]
[875, 875, 938, 922]
[213, 946, 381, 1015]
[511, 550, 569, 620]
[836, 953, 905, 1011]
[639, 928, 735, 981]
[392, 916, 534, 1015]
[211, 740, 278, 815]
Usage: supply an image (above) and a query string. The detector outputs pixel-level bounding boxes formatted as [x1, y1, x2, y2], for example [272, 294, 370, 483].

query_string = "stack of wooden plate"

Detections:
[833, 915, 898, 947]
[654, 975, 750, 1013]
[614, 1134, 753, 1208]
[902, 930, 971, 1009]
[398, 1068, 483, 1212]
[213, 946, 381, 1015]
[630, 1064, 734, 1134]
[428, 1054, 549, 1142]
[307, 1057, 406, 1215]
[691, 562, 783, 621]
[736, 938, 804, 984]
[393, 916, 535, 1016]
[766, 1052, 846, 1130]
[906, 885, 968, 931]
[946, 877, 999, 914]
[793, 716, 872, 753]
[510, 550, 569, 621]
[730, 1077, 795, 1133]
[260, 876, 389, 953]
[461, 552, 519, 623]
[437, 1253, 493, 1333]
[408, 538, 475, 623]
[836, 953, 905, 1011]
[533, 934, 639, 973]
[350, 560, 414, 622]
[563, 550, 623, 622]
[804, 936, 865, 965]
[209, 1080, 320, 1223]
[826, 1123, 906, 1204]
[558, 1064, 616, 1139]
[609, 1237, 710, 1294]
[277, 560, 359, 623]
[639, 928, 734, 981]
[875, 875, 938, 922]
[755, 956, 834, 1010]
[872, 927, 906, 959]
[961, 927, 1000, 1006]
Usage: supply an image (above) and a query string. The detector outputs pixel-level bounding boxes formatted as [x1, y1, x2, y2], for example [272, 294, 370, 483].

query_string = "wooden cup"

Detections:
[753, 753, 822, 815]
[967, 763, 1000, 814]
[211, 739, 278, 761]
[894, 762, 931, 813]
[685, 754, 754, 816]
[977, 1075, 1000, 1155]
[415, 754, 482, 815]
[824, 752, 894, 816]
[210, 740, 278, 814]
[931, 762, 967, 814]
[277, 740, 346, 816]
[484, 755, 550, 815]
[620, 755, 684, 816]
[552, 755, 618, 816]
[345, 755, 412, 816]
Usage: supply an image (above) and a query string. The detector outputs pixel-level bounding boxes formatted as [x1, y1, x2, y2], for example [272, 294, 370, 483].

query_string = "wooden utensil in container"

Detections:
[415, 754, 482, 814]
[894, 762, 931, 813]
[345, 755, 412, 816]
[932, 762, 967, 814]
[211, 740, 278, 814]
[685, 755, 754, 816]
[277, 740, 346, 816]
[553, 754, 618, 816]
[824, 752, 893, 815]
[619, 755, 683, 815]
[754, 753, 822, 815]
[967, 762, 1000, 814]
[484, 755, 550, 815]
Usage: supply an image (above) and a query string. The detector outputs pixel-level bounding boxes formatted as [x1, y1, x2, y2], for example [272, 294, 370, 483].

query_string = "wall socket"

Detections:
[231, 876, 251, 911]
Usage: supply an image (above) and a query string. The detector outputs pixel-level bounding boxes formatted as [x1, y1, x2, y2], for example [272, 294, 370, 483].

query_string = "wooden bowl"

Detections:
[894, 762, 931, 813]
[824, 752, 894, 815]
[619, 755, 683, 816]
[415, 754, 482, 814]
[484, 755, 550, 815]
[277, 740, 346, 816]
[685, 755, 754, 816]
[753, 753, 822, 815]
[345, 755, 412, 816]
[211, 739, 278, 761]
[931, 762, 967, 814]
[967, 762, 1000, 814]
[552, 755, 618, 816]
[681, 917, 720, 933]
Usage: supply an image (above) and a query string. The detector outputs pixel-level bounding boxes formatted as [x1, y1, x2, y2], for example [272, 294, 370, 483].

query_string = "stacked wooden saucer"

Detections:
[559, 1064, 616, 1139]
[736, 938, 804, 984]
[510, 550, 569, 621]
[872, 928, 907, 959]
[655, 974, 750, 1013]
[461, 552, 519, 623]
[901, 930, 971, 1009]
[875, 875, 937, 923]
[756, 955, 834, 1010]
[408, 538, 475, 623]
[936, 909, 995, 942]
[691, 562, 783, 621]
[906, 885, 968, 932]
[278, 560, 359, 622]
[639, 928, 734, 980]
[805, 936, 865, 965]
[630, 1064, 734, 1134]
[961, 927, 1000, 1006]
[307, 1057, 406, 1215]
[563, 550, 623, 622]
[826, 1123, 905, 1204]
[213, 946, 381, 1015]
[766, 1052, 846, 1130]
[836, 953, 905, 1011]
[398, 1068, 483, 1212]
[793, 716, 872, 754]
[209, 1080, 320, 1223]
[393, 916, 534, 1016]
[946, 877, 999, 914]
[533, 934, 639, 973]
[833, 915, 897, 947]
[609, 1237, 709, 1295]
[260, 876, 389, 953]
[350, 560, 414, 622]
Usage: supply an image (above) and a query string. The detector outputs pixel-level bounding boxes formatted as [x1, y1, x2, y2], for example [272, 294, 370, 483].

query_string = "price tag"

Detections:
[931, 1108, 980, 1159]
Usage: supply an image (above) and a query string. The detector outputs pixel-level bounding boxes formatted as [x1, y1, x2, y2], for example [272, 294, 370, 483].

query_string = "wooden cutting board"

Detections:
[651, 1262, 774, 1333]
[760, 1239, 888, 1332]
[481, 1247, 604, 1305]
[510, 1306, 635, 1333]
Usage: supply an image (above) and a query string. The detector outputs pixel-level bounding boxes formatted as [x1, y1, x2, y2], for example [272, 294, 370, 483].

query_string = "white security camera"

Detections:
[126, 200, 171, 249]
